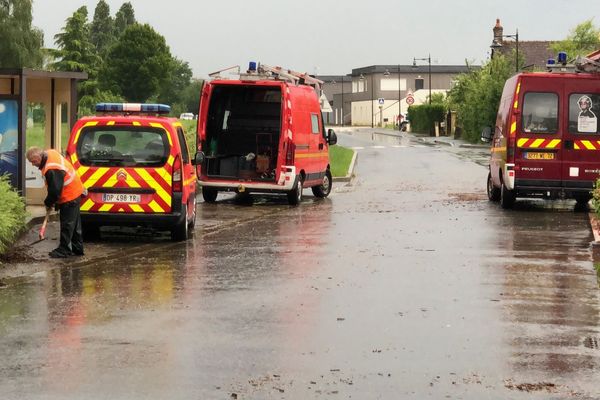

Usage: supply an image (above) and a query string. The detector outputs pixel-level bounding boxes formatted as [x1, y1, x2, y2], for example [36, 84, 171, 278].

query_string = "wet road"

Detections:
[1, 130, 599, 399]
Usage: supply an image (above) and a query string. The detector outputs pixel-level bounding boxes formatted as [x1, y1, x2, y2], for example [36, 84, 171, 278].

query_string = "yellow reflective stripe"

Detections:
[70, 153, 78, 165]
[107, 121, 116, 126]
[295, 152, 328, 159]
[132, 121, 141, 126]
[173, 122, 182, 127]
[547, 139, 561, 149]
[148, 200, 164, 212]
[167, 155, 174, 166]
[136, 169, 171, 205]
[74, 121, 98, 144]
[99, 204, 113, 212]
[184, 176, 196, 186]
[88, 167, 110, 183]
[77, 166, 90, 176]
[530, 139, 545, 148]
[583, 140, 596, 150]
[103, 171, 118, 188]
[510, 121, 516, 134]
[513, 100, 519, 109]
[517, 138, 528, 147]
[575, 143, 581, 150]
[130, 204, 144, 212]
[80, 199, 94, 211]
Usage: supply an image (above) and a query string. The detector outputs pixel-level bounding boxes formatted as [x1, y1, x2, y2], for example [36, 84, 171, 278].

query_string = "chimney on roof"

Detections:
[493, 18, 504, 43]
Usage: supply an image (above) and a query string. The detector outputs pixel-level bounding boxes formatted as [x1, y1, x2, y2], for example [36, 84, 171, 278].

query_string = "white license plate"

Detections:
[102, 193, 141, 203]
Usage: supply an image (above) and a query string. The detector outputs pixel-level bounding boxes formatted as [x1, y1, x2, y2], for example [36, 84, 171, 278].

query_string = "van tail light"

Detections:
[285, 141, 295, 165]
[172, 155, 182, 192]
[507, 136, 515, 162]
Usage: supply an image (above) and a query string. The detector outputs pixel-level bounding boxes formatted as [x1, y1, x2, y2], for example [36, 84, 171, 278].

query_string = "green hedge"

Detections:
[0, 175, 26, 255]
[406, 104, 446, 134]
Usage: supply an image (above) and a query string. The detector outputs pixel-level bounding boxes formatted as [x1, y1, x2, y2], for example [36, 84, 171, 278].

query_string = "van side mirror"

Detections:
[480, 126, 492, 142]
[192, 151, 205, 166]
[327, 129, 338, 146]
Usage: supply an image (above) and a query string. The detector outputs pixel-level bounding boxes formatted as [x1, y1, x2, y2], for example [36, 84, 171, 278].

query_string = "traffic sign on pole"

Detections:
[378, 98, 385, 105]
[406, 95, 415, 105]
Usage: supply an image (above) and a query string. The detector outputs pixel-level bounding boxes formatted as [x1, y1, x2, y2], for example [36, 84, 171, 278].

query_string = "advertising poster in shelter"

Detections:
[0, 99, 19, 188]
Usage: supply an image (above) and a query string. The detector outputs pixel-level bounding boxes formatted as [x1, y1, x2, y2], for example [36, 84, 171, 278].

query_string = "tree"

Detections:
[90, 0, 114, 56]
[447, 55, 513, 142]
[0, 0, 43, 68]
[50, 6, 101, 98]
[550, 20, 600, 58]
[157, 57, 193, 108]
[100, 23, 172, 102]
[114, 2, 135, 38]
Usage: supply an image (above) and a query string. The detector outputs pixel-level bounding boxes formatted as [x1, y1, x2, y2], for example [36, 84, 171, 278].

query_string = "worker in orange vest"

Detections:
[26, 147, 85, 258]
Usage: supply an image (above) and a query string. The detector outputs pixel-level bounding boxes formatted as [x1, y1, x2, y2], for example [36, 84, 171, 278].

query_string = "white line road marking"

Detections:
[371, 146, 386, 149]
[392, 145, 407, 148]
[351, 146, 365, 150]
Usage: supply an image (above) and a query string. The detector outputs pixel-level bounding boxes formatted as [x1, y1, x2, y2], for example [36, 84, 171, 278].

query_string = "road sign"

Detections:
[378, 98, 385, 105]
[406, 95, 415, 105]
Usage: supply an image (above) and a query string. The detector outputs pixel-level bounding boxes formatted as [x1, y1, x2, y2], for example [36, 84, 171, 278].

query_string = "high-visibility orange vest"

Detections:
[41, 149, 84, 204]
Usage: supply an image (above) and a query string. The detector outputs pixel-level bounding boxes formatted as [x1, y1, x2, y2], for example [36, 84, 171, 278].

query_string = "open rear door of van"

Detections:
[515, 76, 563, 191]
[561, 77, 600, 198]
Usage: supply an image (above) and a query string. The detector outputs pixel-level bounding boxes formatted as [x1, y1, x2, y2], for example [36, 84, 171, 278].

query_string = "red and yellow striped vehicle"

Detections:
[66, 103, 197, 240]
[484, 53, 600, 209]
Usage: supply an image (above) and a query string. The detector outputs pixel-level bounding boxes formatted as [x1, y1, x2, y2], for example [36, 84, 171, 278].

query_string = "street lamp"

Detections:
[397, 64, 402, 129]
[413, 54, 432, 104]
[340, 75, 344, 126]
[490, 29, 519, 73]
[359, 73, 374, 128]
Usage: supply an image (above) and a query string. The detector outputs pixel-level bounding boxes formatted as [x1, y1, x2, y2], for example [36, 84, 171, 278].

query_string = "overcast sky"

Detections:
[32, 0, 597, 78]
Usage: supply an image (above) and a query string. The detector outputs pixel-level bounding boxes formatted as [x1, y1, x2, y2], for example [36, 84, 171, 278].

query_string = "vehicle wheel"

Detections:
[202, 188, 218, 203]
[312, 170, 333, 198]
[82, 223, 100, 241]
[171, 204, 189, 241]
[287, 176, 303, 205]
[188, 197, 197, 230]
[500, 182, 516, 209]
[487, 172, 501, 202]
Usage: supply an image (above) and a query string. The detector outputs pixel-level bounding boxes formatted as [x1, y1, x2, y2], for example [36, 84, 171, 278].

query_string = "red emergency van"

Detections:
[484, 54, 600, 208]
[66, 103, 197, 241]
[194, 62, 337, 205]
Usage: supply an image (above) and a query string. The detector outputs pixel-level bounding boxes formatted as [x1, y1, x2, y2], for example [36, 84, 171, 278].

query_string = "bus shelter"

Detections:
[0, 69, 87, 205]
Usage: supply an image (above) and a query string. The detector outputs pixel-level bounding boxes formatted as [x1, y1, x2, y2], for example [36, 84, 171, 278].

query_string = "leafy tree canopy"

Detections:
[0, 0, 43, 68]
[550, 20, 600, 58]
[90, 0, 113, 56]
[100, 23, 173, 102]
[114, 2, 135, 38]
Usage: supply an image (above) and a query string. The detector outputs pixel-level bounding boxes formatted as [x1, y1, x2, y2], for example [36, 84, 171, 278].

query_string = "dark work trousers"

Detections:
[58, 200, 84, 255]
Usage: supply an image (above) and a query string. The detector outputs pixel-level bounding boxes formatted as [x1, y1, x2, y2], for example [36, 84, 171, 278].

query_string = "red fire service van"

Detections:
[66, 103, 197, 241]
[194, 62, 337, 205]
[484, 53, 600, 209]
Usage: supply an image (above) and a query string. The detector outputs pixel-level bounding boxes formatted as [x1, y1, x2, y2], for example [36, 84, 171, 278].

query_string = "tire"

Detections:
[312, 170, 333, 198]
[202, 188, 218, 203]
[287, 176, 303, 205]
[82, 223, 100, 241]
[500, 182, 516, 209]
[171, 204, 189, 241]
[188, 197, 197, 230]
[487, 172, 501, 202]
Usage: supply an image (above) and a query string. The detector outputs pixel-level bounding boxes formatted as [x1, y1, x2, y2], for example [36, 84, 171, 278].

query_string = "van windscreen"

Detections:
[522, 92, 558, 133]
[569, 93, 600, 134]
[77, 127, 169, 167]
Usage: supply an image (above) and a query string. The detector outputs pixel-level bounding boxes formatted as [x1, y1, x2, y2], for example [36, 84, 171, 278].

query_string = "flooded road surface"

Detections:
[0, 131, 599, 399]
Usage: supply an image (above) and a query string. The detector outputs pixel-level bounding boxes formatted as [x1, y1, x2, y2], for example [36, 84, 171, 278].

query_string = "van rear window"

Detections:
[569, 93, 600, 134]
[77, 127, 169, 167]
[522, 92, 558, 133]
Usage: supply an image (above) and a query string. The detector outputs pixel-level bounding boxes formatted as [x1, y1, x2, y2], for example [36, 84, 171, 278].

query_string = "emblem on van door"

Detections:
[117, 169, 127, 182]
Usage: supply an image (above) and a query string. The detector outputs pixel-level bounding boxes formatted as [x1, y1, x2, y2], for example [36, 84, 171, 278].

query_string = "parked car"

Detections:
[66, 103, 197, 240]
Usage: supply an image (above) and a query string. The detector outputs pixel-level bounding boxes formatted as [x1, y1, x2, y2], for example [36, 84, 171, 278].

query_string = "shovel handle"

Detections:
[39, 209, 50, 240]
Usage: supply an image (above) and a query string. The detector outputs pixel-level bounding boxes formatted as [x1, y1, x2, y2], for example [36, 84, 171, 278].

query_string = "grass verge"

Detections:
[329, 145, 355, 178]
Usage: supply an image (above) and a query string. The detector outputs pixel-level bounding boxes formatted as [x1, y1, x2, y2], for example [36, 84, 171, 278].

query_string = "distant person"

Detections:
[26, 147, 85, 258]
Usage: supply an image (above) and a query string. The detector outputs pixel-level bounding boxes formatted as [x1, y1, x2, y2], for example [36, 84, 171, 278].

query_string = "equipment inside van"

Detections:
[484, 53, 600, 209]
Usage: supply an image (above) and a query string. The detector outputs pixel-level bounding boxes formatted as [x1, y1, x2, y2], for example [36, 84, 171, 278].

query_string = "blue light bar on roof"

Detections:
[95, 103, 171, 114]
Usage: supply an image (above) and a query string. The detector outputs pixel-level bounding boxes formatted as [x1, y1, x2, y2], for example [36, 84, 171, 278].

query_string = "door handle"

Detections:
[319, 143, 324, 150]
[564, 140, 573, 150]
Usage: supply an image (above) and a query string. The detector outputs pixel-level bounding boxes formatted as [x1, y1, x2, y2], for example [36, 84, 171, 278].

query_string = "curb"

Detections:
[333, 151, 358, 183]
[588, 213, 600, 262]
[459, 143, 491, 149]
[433, 140, 454, 147]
